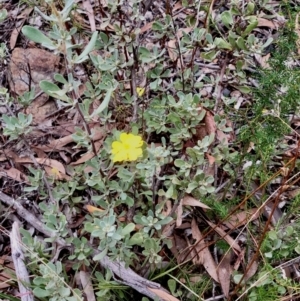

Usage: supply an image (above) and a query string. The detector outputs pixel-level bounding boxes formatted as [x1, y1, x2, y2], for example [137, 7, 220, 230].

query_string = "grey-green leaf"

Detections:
[75, 31, 98, 63]
[128, 232, 144, 246]
[33, 287, 51, 298]
[236, 37, 247, 50]
[93, 248, 108, 261]
[121, 223, 135, 236]
[90, 89, 113, 117]
[40, 80, 70, 102]
[214, 38, 232, 50]
[22, 26, 54, 48]
[0, 9, 7, 22]
[221, 11, 234, 28]
[242, 17, 258, 37]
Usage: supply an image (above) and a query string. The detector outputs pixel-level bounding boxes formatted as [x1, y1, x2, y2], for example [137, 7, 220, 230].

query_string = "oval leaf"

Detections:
[121, 223, 135, 236]
[22, 25, 54, 48]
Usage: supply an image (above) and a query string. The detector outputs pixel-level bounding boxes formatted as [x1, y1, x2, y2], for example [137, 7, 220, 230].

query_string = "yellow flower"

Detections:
[136, 87, 145, 97]
[111, 133, 143, 162]
[50, 167, 60, 178]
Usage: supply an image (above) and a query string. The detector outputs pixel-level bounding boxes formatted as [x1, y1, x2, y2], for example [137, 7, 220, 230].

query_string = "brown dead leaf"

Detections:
[39, 135, 74, 151]
[223, 208, 261, 230]
[84, 165, 96, 173]
[55, 121, 76, 135]
[10, 7, 33, 49]
[216, 130, 229, 145]
[148, 287, 180, 301]
[0, 167, 29, 183]
[207, 221, 241, 252]
[43, 166, 71, 180]
[233, 248, 245, 271]
[257, 17, 277, 29]
[206, 153, 216, 165]
[176, 222, 191, 230]
[0, 255, 15, 289]
[167, 39, 178, 61]
[233, 250, 258, 282]
[36, 127, 107, 152]
[82, 0, 96, 32]
[49, 166, 61, 178]
[244, 258, 258, 281]
[191, 219, 219, 282]
[205, 110, 217, 135]
[59, 151, 71, 164]
[194, 109, 208, 141]
[163, 199, 173, 216]
[140, 21, 153, 33]
[32, 147, 48, 159]
[173, 1, 182, 12]
[162, 220, 175, 238]
[37, 158, 66, 174]
[182, 195, 211, 209]
[217, 251, 233, 298]
[170, 234, 190, 263]
[14, 157, 65, 174]
[176, 199, 183, 227]
[71, 140, 103, 165]
[177, 27, 193, 39]
[86, 205, 105, 214]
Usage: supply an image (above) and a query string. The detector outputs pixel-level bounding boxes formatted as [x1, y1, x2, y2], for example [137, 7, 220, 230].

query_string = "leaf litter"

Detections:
[1, 0, 300, 300]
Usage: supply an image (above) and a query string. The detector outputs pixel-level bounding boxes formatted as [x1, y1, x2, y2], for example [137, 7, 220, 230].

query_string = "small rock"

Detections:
[9, 47, 61, 123]
[222, 88, 231, 97]
[200, 89, 208, 97]
[0, 106, 7, 114]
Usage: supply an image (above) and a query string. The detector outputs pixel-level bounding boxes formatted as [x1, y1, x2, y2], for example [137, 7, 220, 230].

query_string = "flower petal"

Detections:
[111, 141, 123, 154]
[112, 151, 128, 162]
[126, 134, 143, 148]
[119, 133, 129, 143]
[128, 148, 142, 161]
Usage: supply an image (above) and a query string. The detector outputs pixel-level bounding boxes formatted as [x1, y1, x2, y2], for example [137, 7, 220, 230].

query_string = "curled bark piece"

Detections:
[79, 271, 96, 301]
[10, 221, 34, 301]
[98, 254, 163, 299]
